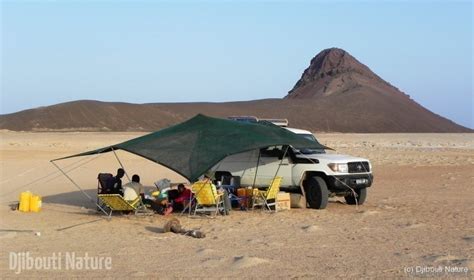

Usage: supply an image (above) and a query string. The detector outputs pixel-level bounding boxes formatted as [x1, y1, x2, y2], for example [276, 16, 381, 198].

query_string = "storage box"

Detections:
[276, 192, 291, 210]
[237, 188, 251, 209]
[236, 188, 247, 197]
[290, 193, 306, 208]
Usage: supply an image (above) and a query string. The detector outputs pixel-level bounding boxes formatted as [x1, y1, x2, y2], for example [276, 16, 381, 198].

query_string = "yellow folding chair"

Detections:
[192, 180, 225, 216]
[252, 177, 282, 212]
[98, 194, 144, 217]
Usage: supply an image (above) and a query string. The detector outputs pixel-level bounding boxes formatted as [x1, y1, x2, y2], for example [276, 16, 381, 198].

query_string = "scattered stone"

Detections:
[231, 256, 269, 269]
[302, 225, 320, 232]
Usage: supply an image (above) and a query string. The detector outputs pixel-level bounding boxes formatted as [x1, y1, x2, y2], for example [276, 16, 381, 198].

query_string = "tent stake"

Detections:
[50, 160, 109, 216]
[112, 148, 131, 182]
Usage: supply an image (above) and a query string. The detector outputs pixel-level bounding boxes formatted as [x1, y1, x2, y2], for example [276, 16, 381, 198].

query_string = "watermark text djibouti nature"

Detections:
[404, 264, 470, 277]
[9, 251, 112, 274]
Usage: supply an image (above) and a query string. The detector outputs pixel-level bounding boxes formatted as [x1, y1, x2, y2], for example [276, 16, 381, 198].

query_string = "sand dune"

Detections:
[0, 132, 473, 278]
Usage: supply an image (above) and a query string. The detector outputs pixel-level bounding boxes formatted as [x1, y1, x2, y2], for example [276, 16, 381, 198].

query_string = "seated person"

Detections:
[201, 174, 218, 194]
[105, 168, 125, 196]
[172, 184, 192, 211]
[192, 175, 218, 198]
[150, 195, 173, 216]
[122, 174, 143, 202]
[145, 182, 173, 215]
[196, 174, 230, 215]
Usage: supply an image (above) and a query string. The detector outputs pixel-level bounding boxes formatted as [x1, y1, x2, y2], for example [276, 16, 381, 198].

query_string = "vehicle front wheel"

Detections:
[344, 187, 367, 205]
[306, 176, 329, 209]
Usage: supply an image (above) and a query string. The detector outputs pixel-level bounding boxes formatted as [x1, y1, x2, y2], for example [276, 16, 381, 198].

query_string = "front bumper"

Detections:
[327, 174, 373, 192]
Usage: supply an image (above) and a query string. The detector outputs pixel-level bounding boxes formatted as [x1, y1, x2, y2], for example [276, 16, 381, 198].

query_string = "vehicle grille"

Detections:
[348, 162, 370, 173]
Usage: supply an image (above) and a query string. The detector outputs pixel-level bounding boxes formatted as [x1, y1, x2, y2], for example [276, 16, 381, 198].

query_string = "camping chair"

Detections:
[97, 173, 112, 194]
[191, 181, 225, 216]
[97, 173, 112, 211]
[251, 177, 282, 212]
[220, 175, 242, 208]
[97, 194, 150, 217]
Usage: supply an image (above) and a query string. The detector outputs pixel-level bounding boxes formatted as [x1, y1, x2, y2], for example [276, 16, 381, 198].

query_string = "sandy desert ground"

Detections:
[0, 132, 473, 279]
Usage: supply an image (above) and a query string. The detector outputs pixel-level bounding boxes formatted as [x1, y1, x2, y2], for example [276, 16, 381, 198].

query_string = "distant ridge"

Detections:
[0, 48, 470, 133]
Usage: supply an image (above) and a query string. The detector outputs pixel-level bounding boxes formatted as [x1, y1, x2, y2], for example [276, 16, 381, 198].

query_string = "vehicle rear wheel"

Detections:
[344, 187, 367, 205]
[306, 176, 329, 209]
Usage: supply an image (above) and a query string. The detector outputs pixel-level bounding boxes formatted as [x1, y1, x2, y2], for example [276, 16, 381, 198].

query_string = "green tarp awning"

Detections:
[52, 114, 328, 182]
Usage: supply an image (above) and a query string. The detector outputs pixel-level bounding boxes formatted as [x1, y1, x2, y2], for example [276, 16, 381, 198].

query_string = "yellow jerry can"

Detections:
[30, 195, 42, 212]
[19, 191, 32, 212]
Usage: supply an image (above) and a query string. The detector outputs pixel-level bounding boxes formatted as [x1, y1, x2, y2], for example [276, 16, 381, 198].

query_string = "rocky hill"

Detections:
[0, 48, 470, 133]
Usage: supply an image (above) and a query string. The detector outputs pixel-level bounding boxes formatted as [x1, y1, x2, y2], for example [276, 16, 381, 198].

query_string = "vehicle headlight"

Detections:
[328, 163, 348, 173]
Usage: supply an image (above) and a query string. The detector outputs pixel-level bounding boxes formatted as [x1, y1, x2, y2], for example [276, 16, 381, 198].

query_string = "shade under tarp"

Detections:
[52, 114, 328, 182]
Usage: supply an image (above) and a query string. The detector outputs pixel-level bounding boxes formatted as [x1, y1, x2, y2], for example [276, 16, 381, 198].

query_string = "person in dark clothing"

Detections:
[149, 199, 173, 215]
[172, 184, 192, 212]
[105, 168, 125, 196]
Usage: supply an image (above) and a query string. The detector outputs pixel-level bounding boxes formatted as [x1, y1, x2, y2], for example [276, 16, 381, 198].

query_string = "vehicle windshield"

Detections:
[293, 133, 326, 154]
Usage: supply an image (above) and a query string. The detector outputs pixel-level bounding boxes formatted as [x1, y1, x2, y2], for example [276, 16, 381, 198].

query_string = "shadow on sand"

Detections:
[43, 189, 98, 209]
[145, 226, 165, 234]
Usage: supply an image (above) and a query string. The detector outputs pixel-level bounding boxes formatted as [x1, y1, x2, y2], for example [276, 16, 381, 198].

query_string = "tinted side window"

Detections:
[260, 145, 290, 159]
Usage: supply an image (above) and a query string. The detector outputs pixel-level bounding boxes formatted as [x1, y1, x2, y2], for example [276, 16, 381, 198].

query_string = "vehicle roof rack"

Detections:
[228, 116, 288, 127]
[259, 118, 289, 127]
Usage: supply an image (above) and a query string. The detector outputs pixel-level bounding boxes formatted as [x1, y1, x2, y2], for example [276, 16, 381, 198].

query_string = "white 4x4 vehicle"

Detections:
[215, 124, 373, 209]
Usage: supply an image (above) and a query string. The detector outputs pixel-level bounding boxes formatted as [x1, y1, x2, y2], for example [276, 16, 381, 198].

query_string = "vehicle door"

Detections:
[255, 145, 293, 187]
[216, 149, 260, 184]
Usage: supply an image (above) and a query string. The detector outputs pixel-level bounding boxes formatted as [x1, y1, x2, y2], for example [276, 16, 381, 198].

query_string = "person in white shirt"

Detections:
[122, 174, 143, 201]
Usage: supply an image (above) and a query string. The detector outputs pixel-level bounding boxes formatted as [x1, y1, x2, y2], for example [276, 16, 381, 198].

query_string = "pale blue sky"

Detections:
[1, 1, 473, 128]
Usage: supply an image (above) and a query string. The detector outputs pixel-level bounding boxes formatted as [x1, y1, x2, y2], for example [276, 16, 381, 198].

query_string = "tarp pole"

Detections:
[50, 160, 109, 216]
[263, 145, 289, 210]
[111, 148, 131, 182]
[252, 150, 261, 188]
[272, 145, 288, 181]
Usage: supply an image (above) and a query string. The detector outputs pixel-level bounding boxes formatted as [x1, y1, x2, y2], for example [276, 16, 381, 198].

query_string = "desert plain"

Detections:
[0, 132, 473, 278]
